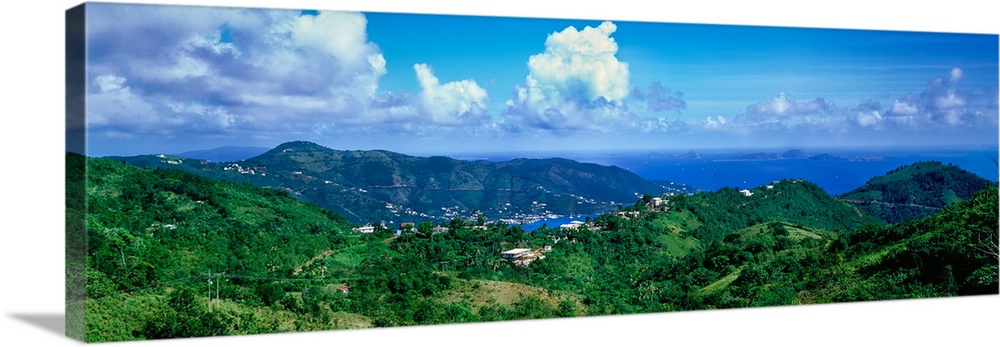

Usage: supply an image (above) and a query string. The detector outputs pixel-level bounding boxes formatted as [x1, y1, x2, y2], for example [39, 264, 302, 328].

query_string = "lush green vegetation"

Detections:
[81, 154, 355, 341]
[76, 153, 999, 342]
[839, 161, 994, 223]
[664, 180, 883, 241]
[110, 141, 694, 224]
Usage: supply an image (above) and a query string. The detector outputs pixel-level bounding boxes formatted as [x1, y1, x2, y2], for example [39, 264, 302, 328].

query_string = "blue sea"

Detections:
[464, 146, 999, 231]
[466, 146, 998, 196]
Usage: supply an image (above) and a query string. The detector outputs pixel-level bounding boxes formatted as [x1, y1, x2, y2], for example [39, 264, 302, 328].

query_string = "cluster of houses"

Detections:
[646, 197, 670, 212]
[558, 220, 586, 229]
[352, 222, 449, 236]
[222, 162, 265, 176]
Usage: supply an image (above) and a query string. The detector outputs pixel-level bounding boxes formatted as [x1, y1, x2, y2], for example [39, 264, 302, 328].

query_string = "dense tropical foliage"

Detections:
[70, 153, 998, 342]
[839, 161, 993, 223]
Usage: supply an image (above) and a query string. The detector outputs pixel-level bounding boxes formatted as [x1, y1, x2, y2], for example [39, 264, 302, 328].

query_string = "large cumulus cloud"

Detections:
[84, 3, 494, 142]
[414, 64, 490, 125]
[502, 21, 638, 133]
[874, 67, 994, 128]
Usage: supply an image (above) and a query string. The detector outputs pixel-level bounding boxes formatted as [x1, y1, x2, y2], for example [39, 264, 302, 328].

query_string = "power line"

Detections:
[78, 273, 368, 302]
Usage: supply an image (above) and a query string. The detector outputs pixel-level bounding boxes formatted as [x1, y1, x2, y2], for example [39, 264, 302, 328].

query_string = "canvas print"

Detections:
[65, 1, 999, 343]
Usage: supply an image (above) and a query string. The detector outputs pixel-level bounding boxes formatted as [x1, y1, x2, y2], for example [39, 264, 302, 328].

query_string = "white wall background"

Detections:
[1, 1, 996, 346]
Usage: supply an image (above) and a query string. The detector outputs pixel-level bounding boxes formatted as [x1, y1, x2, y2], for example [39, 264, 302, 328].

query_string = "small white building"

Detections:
[353, 225, 375, 233]
[501, 248, 533, 261]
[739, 189, 753, 197]
[559, 220, 586, 229]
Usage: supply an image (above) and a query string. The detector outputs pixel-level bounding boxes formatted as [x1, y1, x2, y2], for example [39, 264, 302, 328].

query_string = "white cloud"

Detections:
[888, 99, 919, 116]
[87, 74, 160, 129]
[414, 64, 490, 125]
[704, 115, 728, 128]
[85, 4, 396, 139]
[526, 21, 630, 102]
[949, 66, 964, 84]
[855, 111, 882, 128]
[94, 74, 127, 93]
[935, 90, 967, 109]
[878, 68, 994, 127]
[744, 92, 834, 120]
[504, 21, 636, 132]
[166, 102, 239, 133]
[292, 12, 374, 70]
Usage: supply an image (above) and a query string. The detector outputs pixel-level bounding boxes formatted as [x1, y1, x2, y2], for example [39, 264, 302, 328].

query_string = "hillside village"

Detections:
[344, 180, 819, 267]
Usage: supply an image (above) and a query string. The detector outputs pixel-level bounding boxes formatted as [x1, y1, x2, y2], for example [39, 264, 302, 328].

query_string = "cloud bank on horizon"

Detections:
[80, 3, 999, 155]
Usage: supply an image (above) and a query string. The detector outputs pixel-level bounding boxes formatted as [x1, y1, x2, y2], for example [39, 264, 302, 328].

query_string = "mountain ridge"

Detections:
[110, 141, 694, 224]
[175, 145, 270, 162]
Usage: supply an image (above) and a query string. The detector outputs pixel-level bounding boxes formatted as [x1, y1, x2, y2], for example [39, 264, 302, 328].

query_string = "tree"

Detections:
[417, 221, 435, 238]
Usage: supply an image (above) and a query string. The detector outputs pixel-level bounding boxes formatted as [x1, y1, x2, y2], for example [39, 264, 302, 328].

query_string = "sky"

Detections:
[75, 2, 999, 157]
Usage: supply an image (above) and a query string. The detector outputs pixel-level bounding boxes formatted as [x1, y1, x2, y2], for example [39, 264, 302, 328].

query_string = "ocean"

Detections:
[466, 146, 998, 196]
[467, 146, 999, 231]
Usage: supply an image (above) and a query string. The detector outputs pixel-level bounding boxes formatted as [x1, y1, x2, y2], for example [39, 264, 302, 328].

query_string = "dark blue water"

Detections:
[605, 149, 997, 195]
[471, 147, 999, 196]
[475, 146, 998, 231]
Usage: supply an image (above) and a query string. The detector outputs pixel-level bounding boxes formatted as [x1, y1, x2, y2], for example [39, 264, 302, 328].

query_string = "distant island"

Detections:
[808, 153, 884, 162]
[648, 150, 701, 159]
[714, 149, 884, 162]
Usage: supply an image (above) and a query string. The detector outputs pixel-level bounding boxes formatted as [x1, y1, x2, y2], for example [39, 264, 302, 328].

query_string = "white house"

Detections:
[353, 225, 375, 233]
[559, 220, 586, 229]
[739, 189, 753, 197]
[501, 248, 533, 261]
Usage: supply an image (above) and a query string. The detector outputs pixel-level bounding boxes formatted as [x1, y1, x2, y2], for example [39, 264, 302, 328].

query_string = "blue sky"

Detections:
[78, 2, 999, 156]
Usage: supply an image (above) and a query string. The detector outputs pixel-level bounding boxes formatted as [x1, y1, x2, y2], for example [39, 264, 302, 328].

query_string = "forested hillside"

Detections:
[74, 154, 998, 342]
[78, 154, 356, 341]
[110, 141, 693, 224]
[839, 161, 994, 223]
[664, 180, 883, 241]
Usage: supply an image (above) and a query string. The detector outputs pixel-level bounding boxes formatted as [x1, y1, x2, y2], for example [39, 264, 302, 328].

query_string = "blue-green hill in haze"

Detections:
[111, 141, 694, 224]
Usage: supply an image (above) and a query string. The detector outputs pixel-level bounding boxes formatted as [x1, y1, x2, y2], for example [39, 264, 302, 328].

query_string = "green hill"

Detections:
[838, 161, 994, 223]
[75, 153, 361, 341]
[72, 153, 654, 341]
[592, 185, 997, 310]
[835, 186, 999, 299]
[664, 179, 883, 241]
[109, 141, 694, 224]
[73, 153, 997, 342]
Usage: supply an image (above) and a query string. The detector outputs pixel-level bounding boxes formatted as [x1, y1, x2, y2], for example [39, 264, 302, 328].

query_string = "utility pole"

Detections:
[207, 270, 213, 313]
[216, 272, 221, 308]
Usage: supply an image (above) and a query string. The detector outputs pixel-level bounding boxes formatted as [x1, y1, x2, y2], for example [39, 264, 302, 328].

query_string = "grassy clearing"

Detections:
[650, 210, 701, 235]
[699, 267, 742, 297]
[658, 233, 700, 258]
[439, 278, 585, 315]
